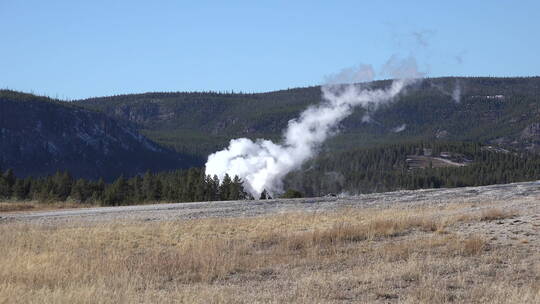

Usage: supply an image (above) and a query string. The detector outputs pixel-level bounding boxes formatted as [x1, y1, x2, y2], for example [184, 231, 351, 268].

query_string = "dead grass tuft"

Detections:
[0, 201, 90, 213]
[461, 235, 487, 256]
[480, 208, 517, 221]
[0, 202, 35, 212]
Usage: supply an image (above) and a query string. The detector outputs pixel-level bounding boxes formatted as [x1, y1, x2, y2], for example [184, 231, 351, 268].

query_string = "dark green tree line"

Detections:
[284, 142, 540, 196]
[0, 168, 248, 206]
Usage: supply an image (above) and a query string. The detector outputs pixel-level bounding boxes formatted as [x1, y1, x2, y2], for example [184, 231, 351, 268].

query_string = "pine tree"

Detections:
[13, 179, 29, 200]
[0, 169, 15, 198]
[209, 175, 220, 201]
[0, 174, 9, 199]
[92, 178, 106, 202]
[219, 174, 232, 200]
[131, 175, 144, 202]
[153, 179, 163, 201]
[229, 176, 247, 200]
[142, 171, 155, 201]
[103, 175, 130, 206]
[70, 179, 90, 203]
[260, 189, 268, 200]
[55, 171, 73, 201]
[3, 169, 15, 189]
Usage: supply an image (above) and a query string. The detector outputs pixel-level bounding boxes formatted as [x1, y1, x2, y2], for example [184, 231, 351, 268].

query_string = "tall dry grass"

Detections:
[0, 206, 537, 303]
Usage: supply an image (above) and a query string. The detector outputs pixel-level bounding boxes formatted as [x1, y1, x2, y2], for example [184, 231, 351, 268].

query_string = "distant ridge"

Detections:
[74, 77, 540, 156]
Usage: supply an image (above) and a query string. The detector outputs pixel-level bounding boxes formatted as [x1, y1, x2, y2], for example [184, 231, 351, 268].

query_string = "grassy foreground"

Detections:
[0, 204, 538, 303]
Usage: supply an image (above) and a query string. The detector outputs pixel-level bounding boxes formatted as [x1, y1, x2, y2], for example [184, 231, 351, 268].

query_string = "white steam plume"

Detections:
[429, 79, 462, 103]
[452, 80, 462, 103]
[391, 124, 407, 133]
[205, 57, 422, 198]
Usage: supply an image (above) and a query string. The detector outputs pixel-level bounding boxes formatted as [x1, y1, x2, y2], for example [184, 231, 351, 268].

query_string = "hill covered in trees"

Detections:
[0, 90, 202, 180]
[75, 77, 540, 157]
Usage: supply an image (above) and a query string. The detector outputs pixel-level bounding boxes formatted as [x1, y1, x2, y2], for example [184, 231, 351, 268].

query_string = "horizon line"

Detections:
[2, 75, 540, 102]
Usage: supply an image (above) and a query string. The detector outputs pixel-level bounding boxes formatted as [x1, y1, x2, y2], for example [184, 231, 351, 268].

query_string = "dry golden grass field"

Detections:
[0, 197, 539, 303]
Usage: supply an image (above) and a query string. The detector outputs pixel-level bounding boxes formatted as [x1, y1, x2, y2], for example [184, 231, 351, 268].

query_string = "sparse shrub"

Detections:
[419, 219, 439, 232]
[461, 235, 487, 256]
[281, 189, 304, 198]
[480, 208, 516, 221]
[0, 202, 34, 212]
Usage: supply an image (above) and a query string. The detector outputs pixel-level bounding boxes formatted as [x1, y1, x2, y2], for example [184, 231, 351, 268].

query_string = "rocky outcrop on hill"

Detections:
[521, 123, 540, 140]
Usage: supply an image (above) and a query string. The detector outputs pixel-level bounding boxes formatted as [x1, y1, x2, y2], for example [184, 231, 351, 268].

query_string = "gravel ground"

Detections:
[1, 180, 539, 225]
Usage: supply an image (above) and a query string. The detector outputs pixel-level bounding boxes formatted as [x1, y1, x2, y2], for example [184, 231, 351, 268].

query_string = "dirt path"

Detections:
[1, 180, 539, 225]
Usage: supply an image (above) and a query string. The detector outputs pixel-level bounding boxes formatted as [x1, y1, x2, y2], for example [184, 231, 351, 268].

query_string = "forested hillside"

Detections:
[284, 142, 540, 196]
[75, 77, 540, 157]
[0, 90, 202, 180]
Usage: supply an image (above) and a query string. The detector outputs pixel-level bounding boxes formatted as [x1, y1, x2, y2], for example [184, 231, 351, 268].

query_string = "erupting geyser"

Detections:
[205, 57, 423, 198]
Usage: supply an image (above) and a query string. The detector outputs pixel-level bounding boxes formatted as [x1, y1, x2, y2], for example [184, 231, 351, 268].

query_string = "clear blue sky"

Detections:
[1, 0, 538, 99]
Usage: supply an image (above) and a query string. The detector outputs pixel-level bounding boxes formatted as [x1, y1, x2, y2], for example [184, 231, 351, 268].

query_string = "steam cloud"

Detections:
[429, 79, 462, 103]
[452, 80, 462, 103]
[391, 124, 407, 133]
[205, 57, 422, 198]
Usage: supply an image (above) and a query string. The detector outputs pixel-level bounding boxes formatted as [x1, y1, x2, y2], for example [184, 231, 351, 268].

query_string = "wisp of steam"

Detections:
[206, 57, 423, 198]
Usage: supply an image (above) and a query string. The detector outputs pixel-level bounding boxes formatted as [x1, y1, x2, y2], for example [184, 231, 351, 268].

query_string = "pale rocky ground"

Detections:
[1, 180, 539, 252]
[1, 180, 539, 227]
